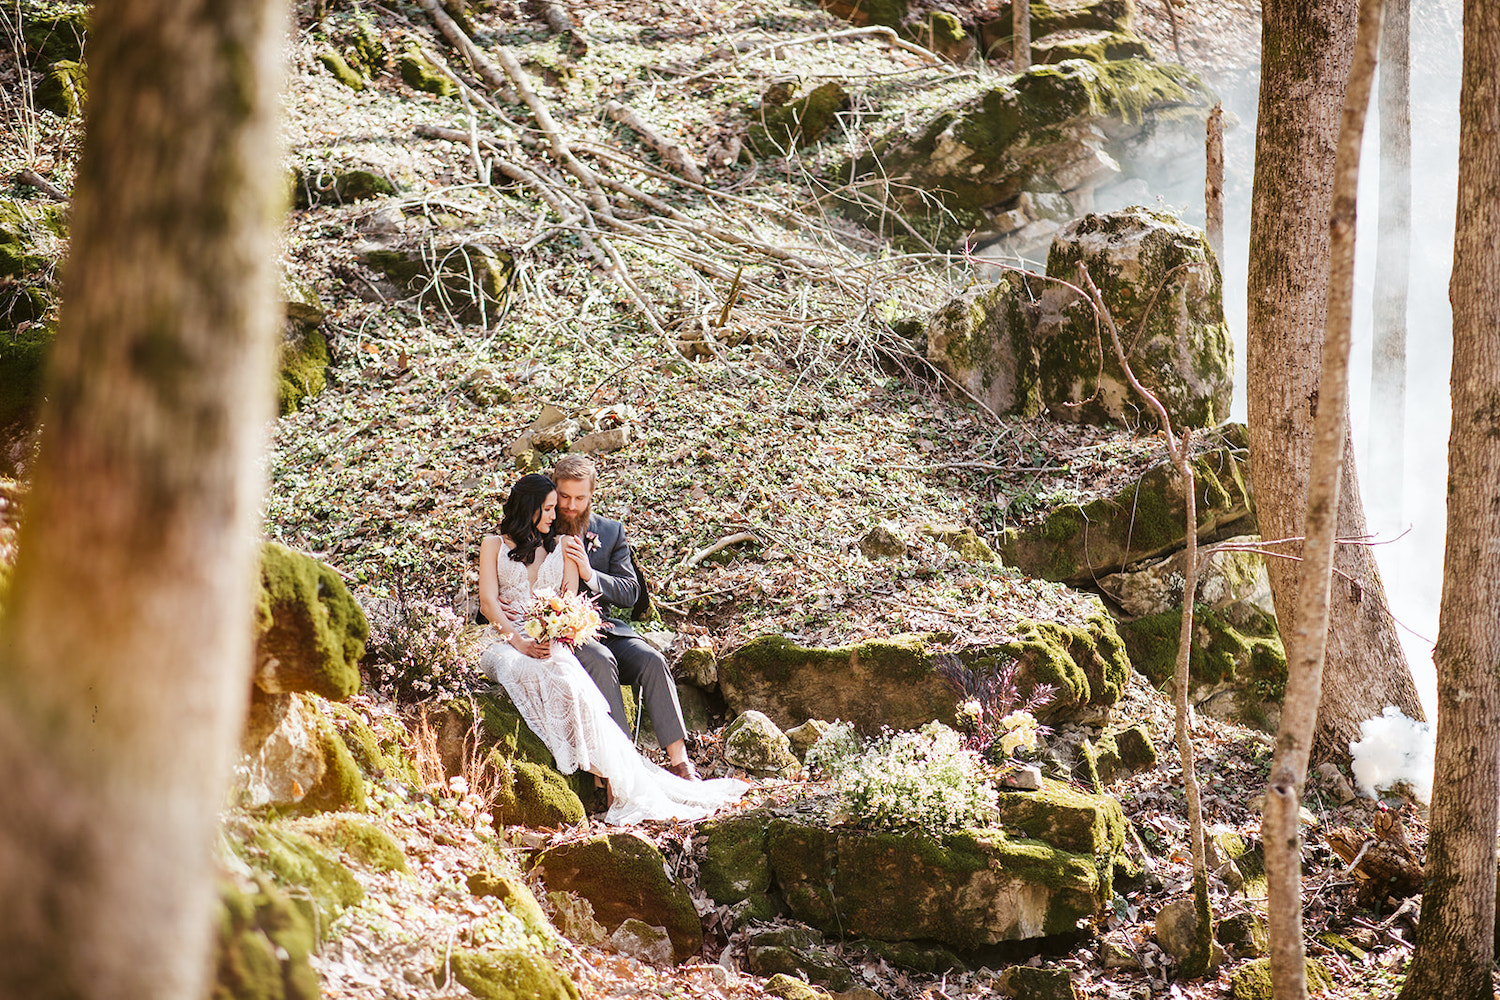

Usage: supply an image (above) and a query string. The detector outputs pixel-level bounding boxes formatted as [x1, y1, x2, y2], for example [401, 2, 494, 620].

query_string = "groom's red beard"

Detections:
[554, 503, 591, 537]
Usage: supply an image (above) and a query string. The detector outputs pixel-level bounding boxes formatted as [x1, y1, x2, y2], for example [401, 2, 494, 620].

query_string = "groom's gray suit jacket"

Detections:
[579, 514, 639, 637]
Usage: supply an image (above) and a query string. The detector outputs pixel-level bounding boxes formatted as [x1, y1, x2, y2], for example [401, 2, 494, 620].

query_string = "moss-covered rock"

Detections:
[993, 777, 1126, 857]
[210, 875, 320, 1000]
[34, 58, 85, 117]
[399, 43, 458, 96]
[277, 328, 330, 416]
[291, 165, 397, 208]
[924, 271, 1042, 418]
[1119, 603, 1286, 732]
[298, 708, 367, 813]
[233, 821, 364, 931]
[767, 818, 1109, 949]
[964, 603, 1128, 719]
[254, 542, 366, 701]
[467, 870, 554, 940]
[491, 755, 586, 828]
[1000, 442, 1254, 582]
[748, 81, 850, 156]
[855, 938, 967, 973]
[531, 831, 702, 962]
[1033, 30, 1151, 64]
[238, 692, 365, 812]
[922, 524, 1001, 564]
[838, 57, 1217, 249]
[1230, 957, 1332, 999]
[1037, 207, 1232, 430]
[289, 813, 406, 873]
[1099, 534, 1271, 617]
[1218, 911, 1268, 958]
[318, 49, 366, 90]
[439, 947, 580, 1000]
[747, 938, 853, 991]
[358, 242, 514, 326]
[723, 710, 799, 776]
[677, 646, 718, 687]
[719, 633, 960, 732]
[699, 812, 773, 903]
[326, 701, 422, 791]
[1090, 723, 1156, 784]
[762, 973, 829, 1000]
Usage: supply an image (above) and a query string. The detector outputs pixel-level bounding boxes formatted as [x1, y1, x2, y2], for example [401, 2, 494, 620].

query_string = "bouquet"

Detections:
[522, 588, 603, 648]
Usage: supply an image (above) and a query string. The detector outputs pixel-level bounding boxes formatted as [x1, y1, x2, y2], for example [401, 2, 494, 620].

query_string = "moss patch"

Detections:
[748, 81, 850, 156]
[255, 542, 367, 701]
[467, 870, 554, 940]
[440, 947, 580, 1000]
[292, 165, 397, 209]
[210, 875, 320, 1000]
[1230, 957, 1332, 999]
[290, 813, 406, 873]
[993, 778, 1126, 857]
[234, 822, 364, 931]
[399, 43, 457, 96]
[699, 812, 773, 903]
[298, 710, 367, 814]
[1120, 604, 1286, 722]
[490, 755, 585, 828]
[278, 328, 330, 416]
[968, 605, 1127, 716]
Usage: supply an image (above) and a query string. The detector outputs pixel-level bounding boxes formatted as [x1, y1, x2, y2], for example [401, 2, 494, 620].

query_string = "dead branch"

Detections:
[537, 1, 587, 55]
[1163, 0, 1184, 62]
[667, 26, 943, 87]
[15, 169, 66, 201]
[412, 0, 518, 103]
[686, 531, 760, 567]
[1014, 0, 1031, 71]
[604, 99, 705, 185]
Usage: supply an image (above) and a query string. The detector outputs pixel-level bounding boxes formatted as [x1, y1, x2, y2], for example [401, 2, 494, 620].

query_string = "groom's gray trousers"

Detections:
[575, 634, 688, 748]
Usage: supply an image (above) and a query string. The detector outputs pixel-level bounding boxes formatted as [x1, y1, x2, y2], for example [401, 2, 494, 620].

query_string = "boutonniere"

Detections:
[585, 531, 601, 553]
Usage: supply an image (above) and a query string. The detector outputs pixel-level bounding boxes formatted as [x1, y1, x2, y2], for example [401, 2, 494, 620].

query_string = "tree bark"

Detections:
[1246, 0, 1425, 765]
[1014, 0, 1030, 71]
[1369, 0, 1411, 533]
[1263, 1, 1381, 995]
[1206, 102, 1224, 263]
[0, 0, 285, 997]
[1397, 0, 1500, 995]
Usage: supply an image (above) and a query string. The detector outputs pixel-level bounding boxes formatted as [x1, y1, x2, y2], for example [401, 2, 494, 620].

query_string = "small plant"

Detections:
[935, 655, 1055, 768]
[364, 587, 479, 702]
[810, 721, 1000, 836]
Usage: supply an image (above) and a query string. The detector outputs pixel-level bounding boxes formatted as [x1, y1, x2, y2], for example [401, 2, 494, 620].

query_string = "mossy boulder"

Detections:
[748, 81, 850, 156]
[699, 812, 773, 904]
[922, 524, 1001, 564]
[1000, 442, 1254, 582]
[677, 645, 718, 687]
[439, 947, 580, 1000]
[288, 813, 407, 873]
[766, 817, 1109, 949]
[997, 965, 1079, 999]
[531, 831, 702, 962]
[20, 3, 89, 67]
[326, 701, 421, 791]
[723, 710, 799, 776]
[1033, 30, 1152, 64]
[232, 821, 364, 931]
[1088, 723, 1157, 785]
[985, 0, 1137, 41]
[34, 58, 85, 117]
[238, 692, 366, 812]
[747, 931, 853, 990]
[1119, 603, 1287, 733]
[1036, 208, 1232, 430]
[718, 633, 962, 733]
[399, 43, 458, 96]
[839, 58, 1217, 250]
[924, 271, 1042, 418]
[1098, 534, 1271, 617]
[855, 938, 967, 974]
[763, 973, 828, 1000]
[965, 603, 1128, 720]
[1230, 957, 1332, 1000]
[491, 754, 586, 828]
[254, 542, 366, 701]
[359, 242, 514, 326]
[210, 875, 320, 1000]
[467, 870, 554, 940]
[319, 49, 366, 91]
[277, 328, 330, 416]
[291, 165, 397, 208]
[992, 778, 1126, 860]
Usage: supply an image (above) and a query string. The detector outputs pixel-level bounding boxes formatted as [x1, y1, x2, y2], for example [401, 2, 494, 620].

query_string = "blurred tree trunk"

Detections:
[1369, 0, 1411, 532]
[0, 0, 286, 997]
[1398, 1, 1500, 995]
[1246, 0, 1425, 765]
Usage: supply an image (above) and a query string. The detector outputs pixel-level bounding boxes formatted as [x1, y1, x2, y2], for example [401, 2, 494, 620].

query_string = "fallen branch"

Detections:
[685, 531, 760, 567]
[412, 0, 518, 103]
[604, 99, 705, 185]
[538, 0, 587, 55]
[15, 169, 66, 201]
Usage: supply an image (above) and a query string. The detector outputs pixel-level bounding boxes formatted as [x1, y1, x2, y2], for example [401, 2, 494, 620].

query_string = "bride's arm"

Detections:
[478, 535, 510, 628]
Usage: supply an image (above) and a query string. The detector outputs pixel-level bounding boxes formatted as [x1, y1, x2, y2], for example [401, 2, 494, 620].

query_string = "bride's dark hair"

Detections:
[499, 473, 558, 564]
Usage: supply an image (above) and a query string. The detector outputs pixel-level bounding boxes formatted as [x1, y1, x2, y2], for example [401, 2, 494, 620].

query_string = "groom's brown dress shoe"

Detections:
[666, 760, 700, 781]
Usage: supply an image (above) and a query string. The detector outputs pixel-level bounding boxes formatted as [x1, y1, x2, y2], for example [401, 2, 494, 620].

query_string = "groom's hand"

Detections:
[562, 535, 593, 582]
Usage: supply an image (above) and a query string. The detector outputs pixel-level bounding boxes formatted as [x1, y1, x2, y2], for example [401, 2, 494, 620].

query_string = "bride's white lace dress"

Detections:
[481, 540, 748, 825]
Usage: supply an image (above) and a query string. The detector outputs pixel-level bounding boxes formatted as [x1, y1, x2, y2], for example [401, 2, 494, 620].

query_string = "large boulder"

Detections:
[763, 812, 1117, 950]
[924, 272, 1041, 417]
[840, 57, 1218, 252]
[254, 542, 367, 700]
[210, 875, 320, 1000]
[970, 602, 1130, 721]
[238, 692, 365, 813]
[1097, 534, 1272, 617]
[1036, 208, 1232, 430]
[1000, 440, 1254, 583]
[358, 241, 514, 327]
[531, 831, 703, 963]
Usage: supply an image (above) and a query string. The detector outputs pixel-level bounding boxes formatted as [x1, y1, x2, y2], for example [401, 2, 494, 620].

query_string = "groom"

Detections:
[550, 454, 699, 780]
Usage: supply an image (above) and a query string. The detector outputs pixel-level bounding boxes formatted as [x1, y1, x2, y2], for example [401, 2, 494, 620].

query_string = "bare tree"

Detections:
[1246, 0, 1425, 763]
[1262, 1, 1381, 995]
[1014, 0, 1030, 71]
[0, 0, 286, 996]
[1397, 1, 1500, 995]
[1369, 0, 1411, 533]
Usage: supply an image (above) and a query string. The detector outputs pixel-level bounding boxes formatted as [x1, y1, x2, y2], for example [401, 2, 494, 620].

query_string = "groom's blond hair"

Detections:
[552, 454, 597, 488]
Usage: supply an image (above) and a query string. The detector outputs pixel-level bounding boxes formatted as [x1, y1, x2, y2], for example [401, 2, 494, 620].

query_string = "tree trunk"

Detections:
[0, 1, 285, 997]
[1263, 1, 1381, 995]
[1246, 0, 1425, 765]
[1397, 1, 1500, 995]
[1369, 0, 1411, 534]
[1206, 102, 1225, 263]
[1014, 0, 1030, 72]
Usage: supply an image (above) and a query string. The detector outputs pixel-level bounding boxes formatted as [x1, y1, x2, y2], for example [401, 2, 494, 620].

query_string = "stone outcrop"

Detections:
[1001, 438, 1254, 583]
[1098, 535, 1272, 618]
[358, 240, 513, 327]
[1036, 208, 1232, 429]
[239, 692, 366, 812]
[925, 271, 1042, 418]
[840, 57, 1219, 254]
[254, 542, 368, 701]
[723, 710, 800, 776]
[531, 831, 703, 963]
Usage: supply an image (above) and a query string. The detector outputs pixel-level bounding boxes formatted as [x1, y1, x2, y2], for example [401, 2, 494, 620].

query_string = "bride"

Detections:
[477, 473, 748, 825]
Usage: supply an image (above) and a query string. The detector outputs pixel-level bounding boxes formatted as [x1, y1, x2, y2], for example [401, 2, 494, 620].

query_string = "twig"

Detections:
[685, 531, 760, 567]
[1163, 0, 1185, 63]
[604, 99, 705, 185]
